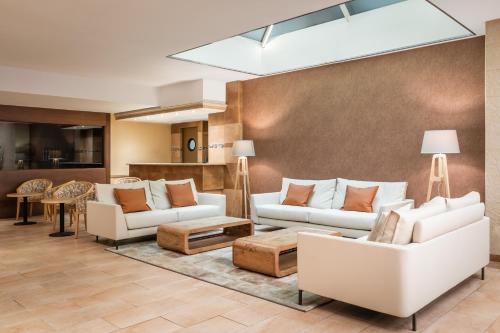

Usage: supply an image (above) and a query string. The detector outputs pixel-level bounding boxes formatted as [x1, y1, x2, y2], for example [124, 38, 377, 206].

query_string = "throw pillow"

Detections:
[375, 210, 403, 243]
[367, 203, 411, 242]
[367, 211, 390, 241]
[343, 185, 379, 213]
[166, 183, 197, 208]
[282, 183, 315, 206]
[114, 188, 151, 213]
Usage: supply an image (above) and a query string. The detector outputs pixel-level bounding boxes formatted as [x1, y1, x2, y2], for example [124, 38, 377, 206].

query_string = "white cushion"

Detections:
[413, 203, 485, 243]
[257, 204, 314, 223]
[149, 178, 198, 210]
[124, 209, 177, 230]
[391, 200, 447, 245]
[95, 181, 155, 209]
[420, 196, 446, 208]
[173, 205, 220, 221]
[309, 209, 377, 230]
[279, 178, 337, 209]
[332, 178, 407, 212]
[446, 191, 480, 211]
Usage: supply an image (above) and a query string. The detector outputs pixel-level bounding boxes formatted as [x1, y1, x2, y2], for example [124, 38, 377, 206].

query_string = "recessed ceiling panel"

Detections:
[169, 0, 473, 76]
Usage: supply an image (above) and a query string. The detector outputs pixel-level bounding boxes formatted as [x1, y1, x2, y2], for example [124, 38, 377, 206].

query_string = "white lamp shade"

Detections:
[421, 130, 460, 154]
[232, 140, 255, 157]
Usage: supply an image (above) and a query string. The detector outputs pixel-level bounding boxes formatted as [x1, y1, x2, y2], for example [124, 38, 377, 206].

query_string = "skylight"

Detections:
[169, 0, 473, 76]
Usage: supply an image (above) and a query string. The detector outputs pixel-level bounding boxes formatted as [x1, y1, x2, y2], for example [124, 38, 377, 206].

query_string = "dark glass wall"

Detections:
[0, 122, 104, 170]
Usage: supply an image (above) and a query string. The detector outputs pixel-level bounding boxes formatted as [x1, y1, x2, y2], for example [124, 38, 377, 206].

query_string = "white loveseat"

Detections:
[297, 196, 489, 331]
[87, 179, 225, 248]
[251, 178, 411, 238]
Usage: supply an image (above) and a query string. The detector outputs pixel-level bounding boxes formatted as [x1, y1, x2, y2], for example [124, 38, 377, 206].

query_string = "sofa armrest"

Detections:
[298, 218, 489, 318]
[198, 193, 226, 216]
[298, 232, 413, 317]
[86, 201, 129, 241]
[250, 192, 280, 222]
[379, 199, 415, 212]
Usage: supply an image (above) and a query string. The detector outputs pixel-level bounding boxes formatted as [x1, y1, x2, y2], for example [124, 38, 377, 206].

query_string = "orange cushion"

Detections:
[282, 183, 315, 207]
[166, 183, 197, 208]
[114, 188, 151, 213]
[343, 185, 379, 213]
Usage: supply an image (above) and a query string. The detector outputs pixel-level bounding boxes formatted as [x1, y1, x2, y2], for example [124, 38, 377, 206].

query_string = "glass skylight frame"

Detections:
[168, 0, 474, 77]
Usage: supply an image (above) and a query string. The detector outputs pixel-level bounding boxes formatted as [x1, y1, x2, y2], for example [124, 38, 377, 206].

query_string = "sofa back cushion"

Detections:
[114, 188, 151, 213]
[446, 191, 480, 211]
[332, 178, 407, 212]
[95, 181, 155, 209]
[149, 179, 198, 209]
[279, 178, 336, 209]
[282, 183, 315, 207]
[413, 203, 485, 243]
[391, 200, 447, 244]
[343, 185, 379, 213]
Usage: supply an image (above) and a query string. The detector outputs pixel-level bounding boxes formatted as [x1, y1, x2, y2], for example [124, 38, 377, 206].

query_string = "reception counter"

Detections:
[128, 163, 225, 192]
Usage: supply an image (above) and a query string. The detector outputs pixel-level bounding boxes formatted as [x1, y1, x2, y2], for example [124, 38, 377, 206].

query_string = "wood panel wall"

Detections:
[0, 105, 110, 218]
[241, 37, 485, 206]
[171, 121, 207, 163]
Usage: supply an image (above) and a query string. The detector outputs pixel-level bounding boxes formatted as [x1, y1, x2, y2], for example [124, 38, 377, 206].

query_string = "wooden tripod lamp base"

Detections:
[421, 130, 459, 202]
[426, 153, 450, 201]
[232, 140, 255, 219]
[234, 156, 251, 219]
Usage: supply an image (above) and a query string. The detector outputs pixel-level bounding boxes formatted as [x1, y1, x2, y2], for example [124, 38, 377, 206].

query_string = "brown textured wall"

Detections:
[242, 37, 485, 206]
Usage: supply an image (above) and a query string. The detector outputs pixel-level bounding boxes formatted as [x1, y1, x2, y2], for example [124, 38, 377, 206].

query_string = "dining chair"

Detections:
[113, 177, 142, 184]
[52, 181, 95, 238]
[45, 180, 76, 229]
[16, 179, 53, 221]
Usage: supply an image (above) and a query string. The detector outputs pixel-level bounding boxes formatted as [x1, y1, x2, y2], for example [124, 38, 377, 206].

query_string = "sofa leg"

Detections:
[481, 267, 485, 281]
[298, 290, 303, 305]
[95, 235, 99, 242]
[114, 240, 119, 250]
[412, 314, 416, 331]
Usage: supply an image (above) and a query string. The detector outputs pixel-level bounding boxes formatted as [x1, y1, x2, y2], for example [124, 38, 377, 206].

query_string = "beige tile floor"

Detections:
[0, 216, 499, 333]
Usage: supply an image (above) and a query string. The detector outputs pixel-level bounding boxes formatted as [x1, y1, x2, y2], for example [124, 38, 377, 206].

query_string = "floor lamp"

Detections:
[232, 140, 255, 219]
[421, 130, 460, 201]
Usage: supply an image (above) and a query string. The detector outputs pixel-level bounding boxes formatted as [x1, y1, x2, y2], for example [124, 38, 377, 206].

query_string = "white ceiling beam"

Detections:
[339, 4, 351, 22]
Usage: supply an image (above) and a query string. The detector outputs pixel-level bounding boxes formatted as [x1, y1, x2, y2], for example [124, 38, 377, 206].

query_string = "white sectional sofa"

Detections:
[251, 178, 412, 238]
[297, 196, 489, 331]
[87, 179, 225, 248]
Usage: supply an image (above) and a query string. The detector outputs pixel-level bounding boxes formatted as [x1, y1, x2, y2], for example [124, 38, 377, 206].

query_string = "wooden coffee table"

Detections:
[233, 226, 341, 277]
[157, 216, 253, 255]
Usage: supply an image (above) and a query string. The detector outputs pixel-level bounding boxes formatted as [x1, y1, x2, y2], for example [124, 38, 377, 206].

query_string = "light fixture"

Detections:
[421, 130, 460, 200]
[232, 140, 255, 218]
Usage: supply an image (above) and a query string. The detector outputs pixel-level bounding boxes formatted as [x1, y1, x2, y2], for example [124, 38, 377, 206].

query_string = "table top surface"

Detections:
[234, 226, 340, 249]
[159, 216, 252, 233]
[6, 192, 44, 198]
[41, 198, 75, 204]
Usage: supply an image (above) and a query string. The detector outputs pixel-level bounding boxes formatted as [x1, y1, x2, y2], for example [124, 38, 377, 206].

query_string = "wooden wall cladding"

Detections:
[129, 164, 224, 192]
[0, 104, 110, 217]
[241, 37, 485, 206]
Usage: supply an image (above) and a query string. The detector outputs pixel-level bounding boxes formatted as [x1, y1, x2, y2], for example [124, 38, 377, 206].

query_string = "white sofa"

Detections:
[87, 179, 226, 248]
[297, 198, 489, 331]
[251, 178, 411, 238]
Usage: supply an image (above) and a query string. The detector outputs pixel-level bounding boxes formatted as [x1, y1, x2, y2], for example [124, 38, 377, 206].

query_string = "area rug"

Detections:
[106, 238, 330, 311]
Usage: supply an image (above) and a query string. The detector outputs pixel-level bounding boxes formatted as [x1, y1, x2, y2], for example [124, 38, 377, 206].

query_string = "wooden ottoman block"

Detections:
[233, 226, 340, 277]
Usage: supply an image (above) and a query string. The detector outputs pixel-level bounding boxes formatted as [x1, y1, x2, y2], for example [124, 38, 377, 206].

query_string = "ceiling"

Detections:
[0, 0, 499, 113]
